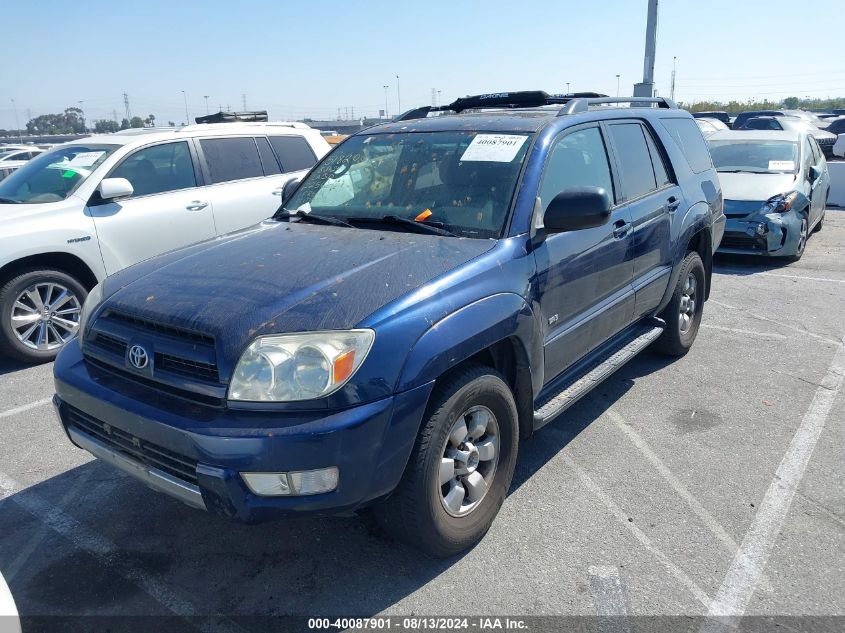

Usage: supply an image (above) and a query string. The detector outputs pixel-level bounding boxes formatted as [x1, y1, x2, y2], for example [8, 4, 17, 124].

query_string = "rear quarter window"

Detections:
[269, 136, 317, 173]
[660, 118, 714, 174]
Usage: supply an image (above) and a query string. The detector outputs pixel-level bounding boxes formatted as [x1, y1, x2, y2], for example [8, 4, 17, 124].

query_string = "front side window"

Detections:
[607, 123, 657, 200]
[707, 140, 799, 174]
[0, 144, 117, 204]
[110, 141, 196, 198]
[539, 127, 614, 208]
[200, 137, 264, 184]
[286, 131, 531, 239]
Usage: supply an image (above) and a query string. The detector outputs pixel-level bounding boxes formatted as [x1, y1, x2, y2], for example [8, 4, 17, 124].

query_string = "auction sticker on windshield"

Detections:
[768, 160, 795, 171]
[461, 134, 528, 162]
[68, 151, 106, 167]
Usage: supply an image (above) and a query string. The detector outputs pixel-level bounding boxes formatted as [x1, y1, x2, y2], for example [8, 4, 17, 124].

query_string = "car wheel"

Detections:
[787, 215, 809, 262]
[654, 251, 705, 357]
[813, 205, 825, 233]
[375, 364, 518, 557]
[0, 268, 87, 364]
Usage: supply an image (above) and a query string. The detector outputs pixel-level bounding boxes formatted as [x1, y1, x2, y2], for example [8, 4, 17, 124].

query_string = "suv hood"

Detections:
[102, 221, 494, 362]
[718, 172, 797, 202]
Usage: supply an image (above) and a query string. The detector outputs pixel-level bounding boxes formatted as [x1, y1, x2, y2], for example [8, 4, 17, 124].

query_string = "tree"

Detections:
[94, 119, 119, 134]
[25, 107, 86, 135]
[782, 97, 800, 109]
[167, 121, 175, 127]
[143, 114, 156, 127]
[129, 116, 145, 129]
[120, 118, 130, 130]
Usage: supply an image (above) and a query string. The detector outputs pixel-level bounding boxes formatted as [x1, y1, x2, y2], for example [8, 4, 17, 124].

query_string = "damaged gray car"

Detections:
[708, 130, 830, 261]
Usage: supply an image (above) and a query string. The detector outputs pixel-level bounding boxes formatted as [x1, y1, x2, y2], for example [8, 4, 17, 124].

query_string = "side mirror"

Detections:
[808, 165, 821, 183]
[97, 177, 134, 201]
[542, 187, 612, 233]
[281, 177, 302, 206]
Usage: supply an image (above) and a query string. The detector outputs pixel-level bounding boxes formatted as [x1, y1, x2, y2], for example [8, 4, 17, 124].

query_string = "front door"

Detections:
[89, 140, 216, 275]
[534, 125, 635, 383]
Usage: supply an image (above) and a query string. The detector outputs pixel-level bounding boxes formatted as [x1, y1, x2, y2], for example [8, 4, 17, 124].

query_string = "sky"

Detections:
[2, 0, 845, 129]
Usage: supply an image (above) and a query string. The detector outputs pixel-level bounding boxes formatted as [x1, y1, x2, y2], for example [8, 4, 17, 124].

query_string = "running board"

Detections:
[533, 320, 665, 429]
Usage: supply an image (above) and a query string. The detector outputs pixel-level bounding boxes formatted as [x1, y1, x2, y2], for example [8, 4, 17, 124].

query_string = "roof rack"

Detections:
[194, 110, 269, 124]
[393, 91, 677, 122]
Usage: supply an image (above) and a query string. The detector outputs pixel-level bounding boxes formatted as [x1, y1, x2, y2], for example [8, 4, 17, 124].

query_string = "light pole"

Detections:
[396, 74, 401, 115]
[181, 90, 189, 123]
[383, 85, 389, 119]
[566, 82, 570, 94]
[203, 95, 210, 114]
[616, 74, 621, 98]
[11, 98, 22, 142]
[78, 100, 85, 132]
[437, 90, 442, 107]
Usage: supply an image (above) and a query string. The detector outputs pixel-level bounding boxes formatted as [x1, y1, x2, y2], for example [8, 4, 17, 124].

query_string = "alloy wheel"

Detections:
[678, 273, 697, 334]
[438, 405, 499, 517]
[11, 282, 81, 351]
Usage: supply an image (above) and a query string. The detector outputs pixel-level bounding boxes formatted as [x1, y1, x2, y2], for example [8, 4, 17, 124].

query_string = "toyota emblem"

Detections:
[128, 345, 149, 369]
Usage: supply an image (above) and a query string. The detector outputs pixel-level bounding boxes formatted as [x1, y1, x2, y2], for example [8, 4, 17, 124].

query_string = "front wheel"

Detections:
[786, 214, 809, 262]
[0, 268, 87, 363]
[375, 365, 519, 557]
[654, 251, 705, 357]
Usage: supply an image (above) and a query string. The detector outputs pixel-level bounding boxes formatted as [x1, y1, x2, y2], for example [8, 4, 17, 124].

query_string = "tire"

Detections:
[374, 364, 519, 558]
[785, 214, 809, 262]
[654, 251, 705, 357]
[813, 205, 825, 233]
[0, 268, 88, 364]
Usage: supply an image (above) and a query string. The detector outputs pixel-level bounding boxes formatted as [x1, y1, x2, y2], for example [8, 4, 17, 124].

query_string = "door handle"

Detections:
[272, 187, 284, 196]
[667, 196, 681, 212]
[186, 201, 208, 211]
[612, 220, 631, 238]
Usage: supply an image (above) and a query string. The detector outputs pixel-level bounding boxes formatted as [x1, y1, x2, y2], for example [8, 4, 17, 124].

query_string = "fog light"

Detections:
[242, 467, 339, 496]
[756, 223, 768, 236]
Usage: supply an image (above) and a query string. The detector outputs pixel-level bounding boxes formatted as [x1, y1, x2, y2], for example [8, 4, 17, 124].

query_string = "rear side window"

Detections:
[661, 118, 713, 174]
[607, 123, 657, 200]
[643, 127, 672, 187]
[255, 137, 281, 175]
[809, 137, 822, 164]
[200, 137, 264, 184]
[539, 127, 614, 207]
[269, 136, 317, 172]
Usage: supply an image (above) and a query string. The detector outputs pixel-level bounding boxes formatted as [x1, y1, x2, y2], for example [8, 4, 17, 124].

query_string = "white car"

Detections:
[0, 121, 330, 362]
[833, 134, 845, 158]
[0, 147, 43, 162]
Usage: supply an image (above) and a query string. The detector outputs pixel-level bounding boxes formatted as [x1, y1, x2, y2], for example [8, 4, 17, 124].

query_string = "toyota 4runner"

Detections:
[53, 92, 724, 556]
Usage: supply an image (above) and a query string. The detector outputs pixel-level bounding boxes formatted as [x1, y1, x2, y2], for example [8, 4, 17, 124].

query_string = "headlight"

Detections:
[78, 282, 104, 338]
[765, 191, 800, 213]
[228, 329, 375, 402]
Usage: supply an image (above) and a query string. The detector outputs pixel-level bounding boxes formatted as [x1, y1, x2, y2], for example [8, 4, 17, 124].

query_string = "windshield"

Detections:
[0, 144, 117, 204]
[707, 140, 799, 174]
[284, 131, 532, 239]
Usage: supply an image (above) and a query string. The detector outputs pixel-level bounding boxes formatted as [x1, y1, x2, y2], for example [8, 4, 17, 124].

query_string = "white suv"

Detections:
[0, 121, 330, 362]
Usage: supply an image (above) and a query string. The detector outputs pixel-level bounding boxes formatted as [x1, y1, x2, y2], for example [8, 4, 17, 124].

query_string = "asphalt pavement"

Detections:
[0, 208, 843, 631]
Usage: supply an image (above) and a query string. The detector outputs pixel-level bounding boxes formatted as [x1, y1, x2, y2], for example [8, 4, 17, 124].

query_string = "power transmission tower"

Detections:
[112, 109, 118, 122]
[242, 93, 247, 110]
[351, 106, 355, 119]
[123, 92, 131, 120]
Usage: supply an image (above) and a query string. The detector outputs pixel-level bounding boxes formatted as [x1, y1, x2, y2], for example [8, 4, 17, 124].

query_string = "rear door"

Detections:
[534, 124, 635, 382]
[604, 120, 678, 318]
[807, 136, 829, 226]
[88, 140, 216, 275]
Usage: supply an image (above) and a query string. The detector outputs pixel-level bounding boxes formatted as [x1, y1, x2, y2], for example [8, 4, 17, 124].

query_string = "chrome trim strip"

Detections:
[68, 426, 206, 511]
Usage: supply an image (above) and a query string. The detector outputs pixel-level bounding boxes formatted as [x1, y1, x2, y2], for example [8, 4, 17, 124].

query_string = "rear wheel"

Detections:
[0, 268, 87, 363]
[375, 364, 518, 557]
[654, 251, 705, 357]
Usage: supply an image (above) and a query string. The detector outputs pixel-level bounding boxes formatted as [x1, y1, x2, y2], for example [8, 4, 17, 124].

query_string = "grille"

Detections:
[64, 404, 199, 485]
[720, 234, 765, 251]
[93, 332, 127, 356]
[156, 354, 219, 382]
[102, 311, 215, 346]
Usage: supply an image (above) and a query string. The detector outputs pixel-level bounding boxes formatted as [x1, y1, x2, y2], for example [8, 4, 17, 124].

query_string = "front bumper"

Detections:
[53, 339, 433, 521]
[717, 210, 803, 257]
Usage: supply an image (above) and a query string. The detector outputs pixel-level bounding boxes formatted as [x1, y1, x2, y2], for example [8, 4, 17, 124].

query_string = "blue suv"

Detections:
[54, 92, 724, 557]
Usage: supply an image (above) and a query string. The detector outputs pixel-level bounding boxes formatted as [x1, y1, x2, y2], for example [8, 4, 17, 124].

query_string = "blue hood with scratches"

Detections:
[100, 220, 494, 363]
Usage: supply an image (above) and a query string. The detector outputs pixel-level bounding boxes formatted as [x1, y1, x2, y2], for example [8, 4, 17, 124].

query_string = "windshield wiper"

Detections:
[348, 215, 456, 237]
[0, 197, 21, 204]
[277, 209, 354, 228]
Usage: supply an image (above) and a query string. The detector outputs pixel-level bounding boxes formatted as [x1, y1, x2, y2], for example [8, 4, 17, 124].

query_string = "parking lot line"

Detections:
[701, 324, 786, 341]
[0, 471, 248, 633]
[705, 340, 845, 621]
[710, 300, 840, 344]
[606, 407, 773, 592]
[0, 398, 52, 420]
[562, 455, 712, 609]
[716, 270, 845, 285]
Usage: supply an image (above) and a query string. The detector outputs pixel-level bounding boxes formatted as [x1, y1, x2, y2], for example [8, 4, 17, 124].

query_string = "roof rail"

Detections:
[557, 97, 678, 116]
[194, 110, 268, 124]
[393, 91, 676, 122]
